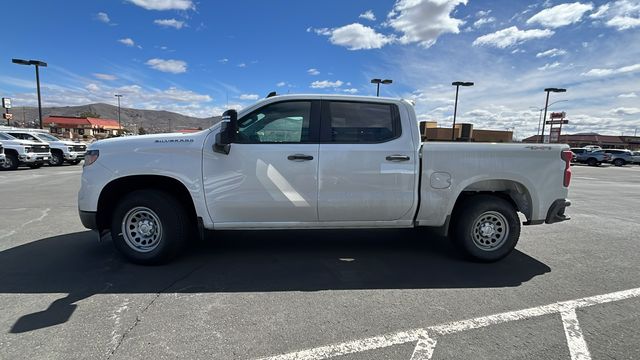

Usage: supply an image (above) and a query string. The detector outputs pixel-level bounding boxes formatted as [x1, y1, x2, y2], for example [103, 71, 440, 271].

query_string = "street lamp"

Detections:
[12, 58, 47, 129]
[371, 78, 392, 97]
[540, 87, 567, 143]
[115, 94, 123, 134]
[451, 81, 474, 141]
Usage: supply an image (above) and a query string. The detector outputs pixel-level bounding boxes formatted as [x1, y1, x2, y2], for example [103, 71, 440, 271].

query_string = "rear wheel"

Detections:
[451, 195, 521, 262]
[110, 190, 190, 265]
[613, 159, 624, 167]
[587, 158, 597, 166]
[1, 154, 19, 170]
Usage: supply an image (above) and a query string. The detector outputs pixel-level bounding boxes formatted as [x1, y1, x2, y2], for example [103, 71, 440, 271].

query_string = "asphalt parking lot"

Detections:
[0, 164, 639, 359]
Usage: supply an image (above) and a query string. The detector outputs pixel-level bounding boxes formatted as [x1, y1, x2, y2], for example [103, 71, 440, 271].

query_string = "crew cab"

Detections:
[4, 130, 86, 166]
[78, 95, 572, 264]
[0, 132, 51, 170]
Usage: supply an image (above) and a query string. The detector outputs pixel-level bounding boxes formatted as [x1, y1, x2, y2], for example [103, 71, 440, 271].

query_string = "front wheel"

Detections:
[451, 195, 521, 262]
[1, 154, 19, 170]
[49, 152, 64, 166]
[613, 159, 624, 167]
[110, 190, 190, 265]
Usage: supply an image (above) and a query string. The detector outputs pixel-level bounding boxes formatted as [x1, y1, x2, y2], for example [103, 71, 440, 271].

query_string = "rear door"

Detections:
[317, 100, 417, 222]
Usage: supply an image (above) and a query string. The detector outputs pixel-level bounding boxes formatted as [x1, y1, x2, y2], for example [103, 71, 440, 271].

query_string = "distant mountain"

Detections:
[6, 103, 221, 133]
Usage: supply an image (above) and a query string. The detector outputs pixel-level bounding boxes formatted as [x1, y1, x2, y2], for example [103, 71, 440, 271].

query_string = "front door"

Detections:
[203, 100, 321, 225]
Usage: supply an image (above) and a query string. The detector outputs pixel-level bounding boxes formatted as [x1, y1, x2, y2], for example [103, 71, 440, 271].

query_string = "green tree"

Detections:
[79, 111, 101, 118]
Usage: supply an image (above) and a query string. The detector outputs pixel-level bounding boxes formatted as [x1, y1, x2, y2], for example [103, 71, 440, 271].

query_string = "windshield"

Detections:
[35, 133, 60, 141]
[0, 132, 16, 140]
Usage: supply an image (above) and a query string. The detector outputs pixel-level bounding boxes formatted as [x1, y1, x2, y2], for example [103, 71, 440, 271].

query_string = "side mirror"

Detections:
[213, 109, 237, 155]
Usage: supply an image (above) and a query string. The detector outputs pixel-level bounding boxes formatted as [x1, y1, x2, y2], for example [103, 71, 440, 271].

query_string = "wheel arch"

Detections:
[96, 175, 198, 233]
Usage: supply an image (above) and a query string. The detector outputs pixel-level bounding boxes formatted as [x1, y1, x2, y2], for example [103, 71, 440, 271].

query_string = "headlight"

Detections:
[84, 149, 99, 167]
[68, 146, 74, 152]
[24, 147, 31, 153]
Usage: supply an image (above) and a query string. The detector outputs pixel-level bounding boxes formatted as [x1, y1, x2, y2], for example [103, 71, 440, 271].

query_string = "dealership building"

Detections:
[523, 133, 640, 150]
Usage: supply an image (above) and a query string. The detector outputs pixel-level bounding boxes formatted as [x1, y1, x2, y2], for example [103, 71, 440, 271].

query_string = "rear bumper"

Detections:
[545, 199, 571, 224]
[79, 210, 98, 230]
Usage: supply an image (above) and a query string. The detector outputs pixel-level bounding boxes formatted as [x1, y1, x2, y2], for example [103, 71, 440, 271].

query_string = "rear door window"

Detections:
[323, 101, 400, 143]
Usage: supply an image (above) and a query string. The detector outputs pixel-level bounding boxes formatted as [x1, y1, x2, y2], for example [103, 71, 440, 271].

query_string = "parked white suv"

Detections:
[0, 132, 51, 170]
[4, 130, 86, 166]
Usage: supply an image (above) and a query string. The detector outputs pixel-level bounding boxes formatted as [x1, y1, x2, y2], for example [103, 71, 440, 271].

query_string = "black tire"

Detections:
[68, 159, 81, 165]
[110, 190, 190, 265]
[1, 153, 19, 170]
[451, 195, 521, 262]
[586, 158, 597, 166]
[27, 163, 43, 169]
[49, 152, 64, 166]
[613, 159, 624, 167]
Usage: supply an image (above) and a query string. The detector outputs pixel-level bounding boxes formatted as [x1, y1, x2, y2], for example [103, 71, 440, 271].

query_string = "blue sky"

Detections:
[1, 0, 639, 138]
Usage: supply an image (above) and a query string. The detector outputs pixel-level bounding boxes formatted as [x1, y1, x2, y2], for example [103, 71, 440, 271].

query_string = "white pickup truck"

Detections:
[78, 95, 572, 264]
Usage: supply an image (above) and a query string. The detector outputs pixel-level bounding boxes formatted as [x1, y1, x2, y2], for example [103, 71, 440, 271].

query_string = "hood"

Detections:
[89, 130, 210, 150]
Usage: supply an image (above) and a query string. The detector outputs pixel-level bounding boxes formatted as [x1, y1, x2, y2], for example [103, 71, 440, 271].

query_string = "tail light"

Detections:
[561, 150, 572, 187]
[84, 149, 99, 167]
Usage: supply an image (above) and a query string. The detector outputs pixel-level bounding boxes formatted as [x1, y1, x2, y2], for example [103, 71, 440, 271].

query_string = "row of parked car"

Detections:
[0, 129, 86, 170]
[571, 147, 640, 167]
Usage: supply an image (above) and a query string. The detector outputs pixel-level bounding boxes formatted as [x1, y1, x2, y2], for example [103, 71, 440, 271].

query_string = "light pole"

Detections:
[540, 87, 566, 143]
[12, 58, 47, 129]
[451, 81, 474, 141]
[371, 78, 392, 97]
[531, 99, 568, 138]
[115, 94, 123, 134]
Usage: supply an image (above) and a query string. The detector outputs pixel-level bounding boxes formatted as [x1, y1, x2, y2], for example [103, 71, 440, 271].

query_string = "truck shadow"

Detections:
[2, 229, 550, 333]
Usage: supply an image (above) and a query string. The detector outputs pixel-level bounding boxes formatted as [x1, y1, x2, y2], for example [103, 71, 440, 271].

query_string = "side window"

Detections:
[236, 101, 312, 143]
[327, 101, 400, 143]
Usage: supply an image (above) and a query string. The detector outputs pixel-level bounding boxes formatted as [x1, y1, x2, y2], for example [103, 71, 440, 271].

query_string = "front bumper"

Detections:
[64, 151, 86, 160]
[18, 152, 50, 163]
[545, 199, 571, 224]
[79, 210, 98, 230]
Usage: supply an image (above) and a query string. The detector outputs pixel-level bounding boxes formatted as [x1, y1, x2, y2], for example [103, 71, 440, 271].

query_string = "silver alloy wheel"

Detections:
[471, 211, 509, 251]
[121, 206, 163, 253]
[2, 156, 13, 169]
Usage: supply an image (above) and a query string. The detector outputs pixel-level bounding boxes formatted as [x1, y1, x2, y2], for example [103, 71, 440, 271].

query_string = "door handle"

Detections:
[288, 154, 314, 161]
[386, 155, 410, 162]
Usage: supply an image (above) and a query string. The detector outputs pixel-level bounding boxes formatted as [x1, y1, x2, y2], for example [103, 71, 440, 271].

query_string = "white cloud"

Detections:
[538, 62, 561, 70]
[311, 80, 344, 88]
[473, 17, 496, 28]
[96, 12, 110, 23]
[606, 16, 640, 30]
[160, 87, 211, 102]
[476, 10, 492, 17]
[154, 18, 185, 29]
[237, 63, 246, 68]
[590, 1, 640, 30]
[582, 63, 640, 77]
[610, 107, 640, 115]
[145, 58, 187, 73]
[307, 68, 320, 75]
[276, 82, 287, 87]
[239, 94, 259, 100]
[536, 48, 567, 58]
[618, 92, 637, 98]
[218, 58, 228, 64]
[527, 2, 593, 28]
[359, 10, 376, 21]
[127, 0, 194, 11]
[319, 23, 394, 50]
[93, 73, 117, 81]
[387, 0, 467, 48]
[85, 83, 100, 92]
[118, 38, 136, 47]
[473, 26, 554, 48]
[342, 88, 359, 94]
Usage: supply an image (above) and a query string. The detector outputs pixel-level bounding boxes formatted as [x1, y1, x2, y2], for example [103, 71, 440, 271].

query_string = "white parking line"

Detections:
[255, 287, 640, 360]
